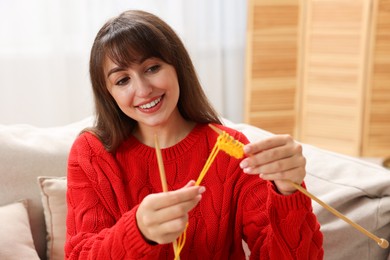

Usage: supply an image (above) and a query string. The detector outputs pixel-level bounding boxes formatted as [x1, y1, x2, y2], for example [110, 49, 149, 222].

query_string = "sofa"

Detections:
[0, 117, 389, 260]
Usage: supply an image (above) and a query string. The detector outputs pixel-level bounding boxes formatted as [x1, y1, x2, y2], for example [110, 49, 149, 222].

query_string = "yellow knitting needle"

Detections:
[208, 124, 389, 249]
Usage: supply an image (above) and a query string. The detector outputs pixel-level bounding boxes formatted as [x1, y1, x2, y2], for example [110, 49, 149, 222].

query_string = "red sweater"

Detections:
[65, 124, 323, 259]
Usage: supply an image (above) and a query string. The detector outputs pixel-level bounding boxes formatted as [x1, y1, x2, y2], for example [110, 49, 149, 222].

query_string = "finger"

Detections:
[245, 154, 305, 175]
[242, 136, 302, 168]
[243, 135, 293, 155]
[256, 144, 294, 165]
[260, 166, 306, 195]
[183, 180, 196, 188]
[151, 218, 189, 244]
[155, 193, 202, 222]
[147, 185, 205, 210]
[155, 222, 188, 244]
[241, 143, 298, 171]
[157, 213, 189, 235]
[137, 191, 202, 242]
[259, 166, 305, 184]
[142, 192, 202, 244]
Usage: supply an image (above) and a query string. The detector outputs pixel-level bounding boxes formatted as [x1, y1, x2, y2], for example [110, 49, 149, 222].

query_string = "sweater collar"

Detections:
[117, 123, 208, 162]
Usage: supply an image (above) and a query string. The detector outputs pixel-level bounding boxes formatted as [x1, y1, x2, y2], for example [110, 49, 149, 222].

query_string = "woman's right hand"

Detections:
[136, 180, 205, 244]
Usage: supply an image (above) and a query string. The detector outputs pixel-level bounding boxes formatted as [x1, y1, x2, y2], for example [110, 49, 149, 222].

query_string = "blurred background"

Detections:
[245, 0, 389, 158]
[0, 0, 247, 127]
[0, 0, 389, 159]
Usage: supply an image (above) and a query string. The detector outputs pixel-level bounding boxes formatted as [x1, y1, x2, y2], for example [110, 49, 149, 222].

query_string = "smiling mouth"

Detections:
[138, 96, 162, 109]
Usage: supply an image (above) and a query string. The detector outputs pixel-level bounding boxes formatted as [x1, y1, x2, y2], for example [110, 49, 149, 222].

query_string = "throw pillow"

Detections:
[38, 176, 67, 260]
[0, 200, 40, 260]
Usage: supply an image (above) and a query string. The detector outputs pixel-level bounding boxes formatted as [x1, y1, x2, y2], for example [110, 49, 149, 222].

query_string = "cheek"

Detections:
[172, 82, 180, 102]
[110, 88, 134, 106]
[166, 77, 180, 96]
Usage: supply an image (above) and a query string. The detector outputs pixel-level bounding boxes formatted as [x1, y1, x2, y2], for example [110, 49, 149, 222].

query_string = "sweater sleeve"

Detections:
[225, 128, 323, 259]
[65, 133, 159, 259]
[240, 179, 324, 259]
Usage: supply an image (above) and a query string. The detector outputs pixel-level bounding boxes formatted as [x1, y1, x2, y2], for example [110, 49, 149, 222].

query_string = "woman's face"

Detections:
[104, 57, 181, 130]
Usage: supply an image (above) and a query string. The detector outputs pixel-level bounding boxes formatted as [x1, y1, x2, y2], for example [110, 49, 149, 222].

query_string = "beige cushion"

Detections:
[303, 145, 390, 260]
[0, 201, 40, 260]
[0, 117, 93, 259]
[38, 176, 67, 260]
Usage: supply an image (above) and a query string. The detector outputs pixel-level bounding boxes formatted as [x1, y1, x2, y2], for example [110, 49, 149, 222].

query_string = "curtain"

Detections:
[0, 0, 247, 127]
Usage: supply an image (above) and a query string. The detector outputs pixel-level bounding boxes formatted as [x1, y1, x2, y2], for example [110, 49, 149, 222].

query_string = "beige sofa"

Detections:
[0, 117, 389, 260]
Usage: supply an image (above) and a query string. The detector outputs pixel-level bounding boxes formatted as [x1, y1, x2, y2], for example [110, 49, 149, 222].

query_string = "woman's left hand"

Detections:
[239, 134, 306, 195]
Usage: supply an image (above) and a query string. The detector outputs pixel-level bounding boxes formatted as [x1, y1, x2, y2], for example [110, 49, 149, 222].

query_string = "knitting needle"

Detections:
[154, 134, 168, 192]
[208, 124, 389, 249]
[287, 180, 388, 249]
[208, 124, 224, 136]
[154, 135, 181, 258]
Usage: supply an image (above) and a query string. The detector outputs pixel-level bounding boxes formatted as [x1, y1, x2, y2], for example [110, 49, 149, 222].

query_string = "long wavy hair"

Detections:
[88, 10, 221, 152]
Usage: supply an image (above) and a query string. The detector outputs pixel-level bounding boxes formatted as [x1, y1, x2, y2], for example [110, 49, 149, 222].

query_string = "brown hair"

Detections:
[88, 10, 221, 152]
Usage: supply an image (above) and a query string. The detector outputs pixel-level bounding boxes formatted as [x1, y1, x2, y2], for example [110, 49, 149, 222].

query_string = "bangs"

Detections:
[103, 22, 170, 67]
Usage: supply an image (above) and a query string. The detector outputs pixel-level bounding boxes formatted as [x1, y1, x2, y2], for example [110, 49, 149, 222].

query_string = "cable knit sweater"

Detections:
[65, 124, 323, 259]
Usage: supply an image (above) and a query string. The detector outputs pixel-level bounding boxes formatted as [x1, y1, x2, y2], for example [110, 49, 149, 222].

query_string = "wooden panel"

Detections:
[245, 0, 390, 157]
[298, 0, 371, 156]
[245, 0, 300, 135]
[363, 0, 390, 156]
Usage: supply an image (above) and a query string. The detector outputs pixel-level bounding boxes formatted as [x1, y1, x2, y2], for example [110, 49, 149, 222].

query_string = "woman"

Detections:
[65, 10, 323, 259]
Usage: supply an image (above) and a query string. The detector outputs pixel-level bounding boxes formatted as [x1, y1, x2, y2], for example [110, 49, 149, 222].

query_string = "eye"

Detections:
[116, 76, 130, 86]
[146, 64, 161, 73]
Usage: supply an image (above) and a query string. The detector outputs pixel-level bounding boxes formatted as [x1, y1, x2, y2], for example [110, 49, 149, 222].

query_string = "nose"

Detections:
[133, 76, 152, 97]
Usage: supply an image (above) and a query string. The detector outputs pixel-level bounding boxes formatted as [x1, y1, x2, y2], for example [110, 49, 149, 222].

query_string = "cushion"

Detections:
[0, 117, 93, 259]
[0, 201, 40, 260]
[38, 176, 67, 260]
[303, 145, 390, 260]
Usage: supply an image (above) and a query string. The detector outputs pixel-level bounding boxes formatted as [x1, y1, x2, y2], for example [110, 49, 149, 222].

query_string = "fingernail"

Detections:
[199, 186, 206, 194]
[243, 167, 251, 173]
[240, 160, 248, 169]
[243, 145, 250, 154]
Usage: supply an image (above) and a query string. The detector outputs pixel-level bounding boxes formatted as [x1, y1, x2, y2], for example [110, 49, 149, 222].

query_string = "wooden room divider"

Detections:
[245, 0, 390, 157]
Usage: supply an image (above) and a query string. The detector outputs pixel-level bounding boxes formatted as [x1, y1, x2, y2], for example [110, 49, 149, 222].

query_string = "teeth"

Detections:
[139, 97, 162, 109]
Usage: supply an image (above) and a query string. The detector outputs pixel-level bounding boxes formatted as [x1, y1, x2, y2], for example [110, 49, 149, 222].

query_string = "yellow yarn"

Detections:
[173, 129, 244, 259]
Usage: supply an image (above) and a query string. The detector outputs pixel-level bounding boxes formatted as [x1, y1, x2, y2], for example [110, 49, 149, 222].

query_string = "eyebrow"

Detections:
[107, 67, 126, 78]
[106, 56, 158, 78]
